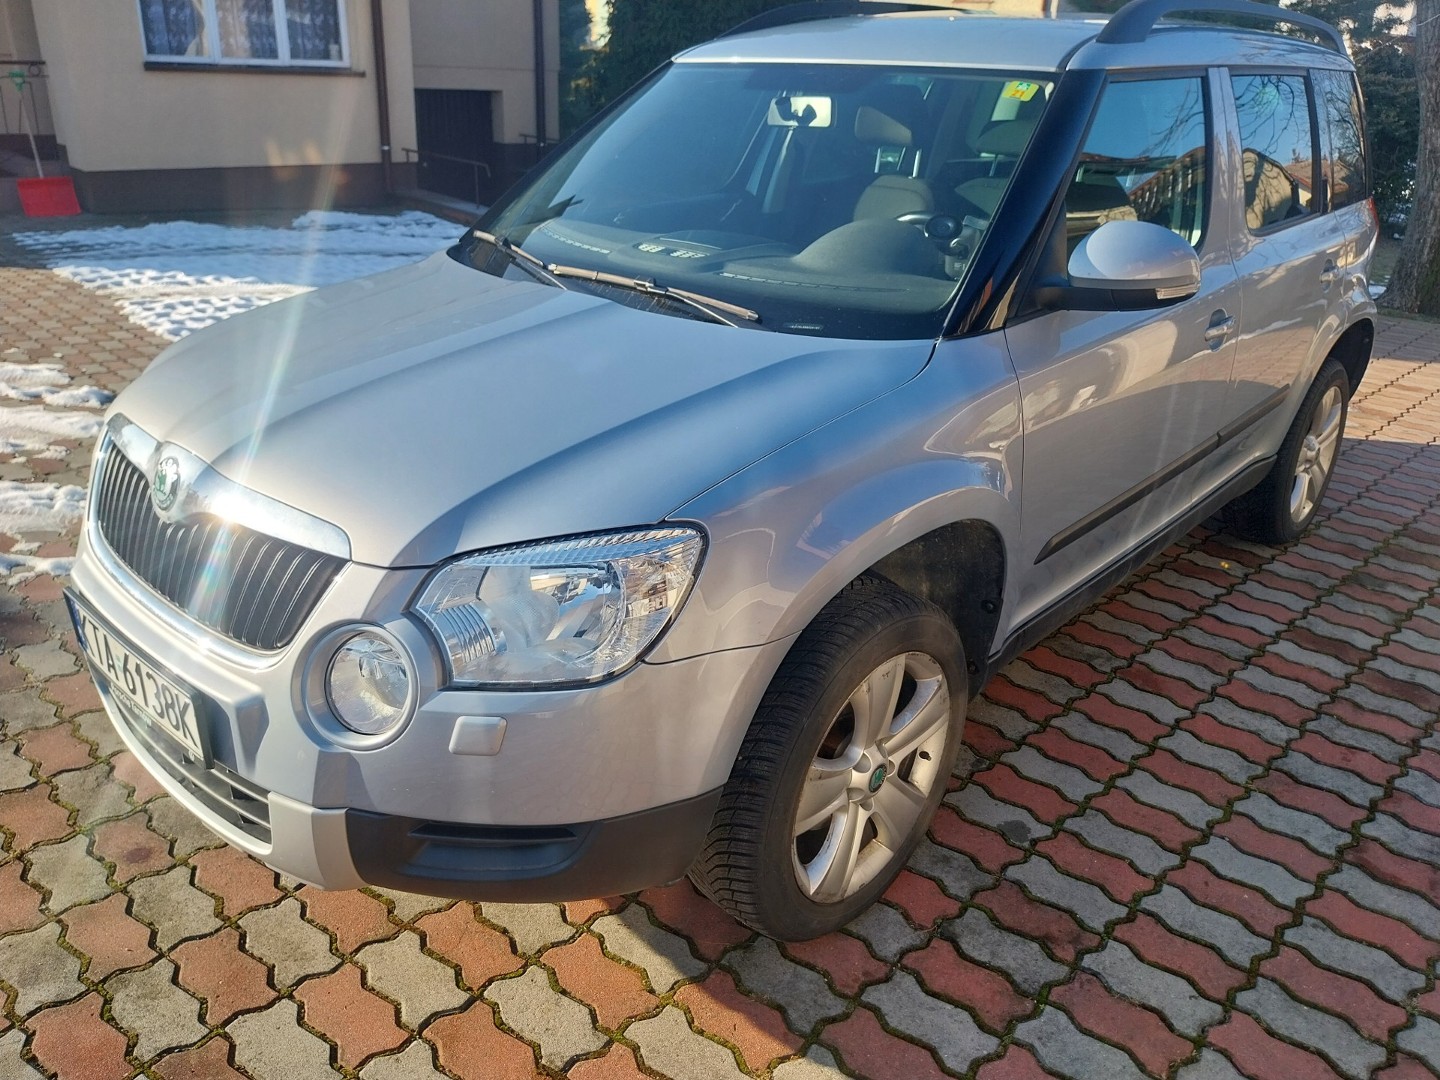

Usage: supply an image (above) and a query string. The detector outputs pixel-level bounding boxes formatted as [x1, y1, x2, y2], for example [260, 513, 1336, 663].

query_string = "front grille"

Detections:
[112, 694, 272, 844]
[94, 445, 343, 650]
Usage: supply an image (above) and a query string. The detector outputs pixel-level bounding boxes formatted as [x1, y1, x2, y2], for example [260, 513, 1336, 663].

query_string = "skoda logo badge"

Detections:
[868, 765, 888, 794]
[152, 457, 181, 512]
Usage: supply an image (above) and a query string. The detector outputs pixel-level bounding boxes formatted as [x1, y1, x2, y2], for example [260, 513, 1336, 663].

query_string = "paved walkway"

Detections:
[0, 249, 1438, 1080]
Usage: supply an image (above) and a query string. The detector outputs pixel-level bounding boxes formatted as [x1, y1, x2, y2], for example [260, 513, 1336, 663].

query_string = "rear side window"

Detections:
[1066, 77, 1209, 249]
[1314, 68, 1368, 210]
[1231, 73, 1317, 231]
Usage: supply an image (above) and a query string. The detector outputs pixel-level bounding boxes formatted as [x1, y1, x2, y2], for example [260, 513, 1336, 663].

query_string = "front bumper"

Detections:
[71, 525, 789, 898]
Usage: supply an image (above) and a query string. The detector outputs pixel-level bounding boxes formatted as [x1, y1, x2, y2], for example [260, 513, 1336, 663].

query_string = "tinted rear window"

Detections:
[1231, 73, 1317, 232]
[1314, 68, 1368, 210]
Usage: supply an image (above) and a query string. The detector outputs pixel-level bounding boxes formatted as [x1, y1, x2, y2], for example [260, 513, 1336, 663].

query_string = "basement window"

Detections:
[138, 0, 349, 67]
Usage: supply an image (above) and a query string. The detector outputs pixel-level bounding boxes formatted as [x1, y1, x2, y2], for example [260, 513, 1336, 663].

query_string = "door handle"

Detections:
[1320, 261, 1341, 285]
[1204, 315, 1236, 343]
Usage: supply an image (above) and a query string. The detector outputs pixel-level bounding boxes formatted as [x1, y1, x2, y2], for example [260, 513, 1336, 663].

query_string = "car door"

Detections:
[1222, 70, 1348, 421]
[1003, 71, 1241, 629]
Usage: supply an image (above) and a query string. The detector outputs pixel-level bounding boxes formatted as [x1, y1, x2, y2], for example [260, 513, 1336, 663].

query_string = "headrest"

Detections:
[976, 118, 1037, 157]
[855, 105, 914, 147]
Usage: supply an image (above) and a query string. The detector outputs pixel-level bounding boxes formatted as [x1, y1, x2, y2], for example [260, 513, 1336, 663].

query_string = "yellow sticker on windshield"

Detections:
[1003, 80, 1040, 102]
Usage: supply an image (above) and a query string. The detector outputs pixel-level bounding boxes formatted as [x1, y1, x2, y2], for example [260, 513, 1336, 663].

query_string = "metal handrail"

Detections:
[400, 147, 492, 207]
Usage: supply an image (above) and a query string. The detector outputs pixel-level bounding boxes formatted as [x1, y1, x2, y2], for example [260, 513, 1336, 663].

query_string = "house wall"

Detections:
[27, 0, 418, 210]
[409, 0, 560, 145]
[0, 0, 55, 144]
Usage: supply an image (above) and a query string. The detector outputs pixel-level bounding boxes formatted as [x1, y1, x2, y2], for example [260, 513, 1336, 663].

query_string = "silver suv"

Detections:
[69, 0, 1377, 939]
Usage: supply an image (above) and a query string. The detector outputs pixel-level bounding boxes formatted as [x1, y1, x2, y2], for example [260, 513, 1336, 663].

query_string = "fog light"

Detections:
[326, 631, 413, 736]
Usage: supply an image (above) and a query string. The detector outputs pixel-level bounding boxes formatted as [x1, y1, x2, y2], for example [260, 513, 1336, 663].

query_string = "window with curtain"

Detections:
[139, 0, 346, 65]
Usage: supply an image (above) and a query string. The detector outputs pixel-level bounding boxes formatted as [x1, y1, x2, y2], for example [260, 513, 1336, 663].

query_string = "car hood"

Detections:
[114, 252, 932, 567]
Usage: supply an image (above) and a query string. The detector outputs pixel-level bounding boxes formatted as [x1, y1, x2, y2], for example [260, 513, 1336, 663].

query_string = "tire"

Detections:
[1225, 358, 1349, 545]
[689, 577, 967, 941]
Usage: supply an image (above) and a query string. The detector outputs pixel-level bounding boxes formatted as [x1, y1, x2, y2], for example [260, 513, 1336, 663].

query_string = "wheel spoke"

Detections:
[806, 803, 869, 903]
[849, 656, 905, 751]
[1290, 471, 1311, 519]
[880, 676, 949, 766]
[1309, 462, 1329, 502]
[870, 776, 927, 846]
[794, 763, 852, 836]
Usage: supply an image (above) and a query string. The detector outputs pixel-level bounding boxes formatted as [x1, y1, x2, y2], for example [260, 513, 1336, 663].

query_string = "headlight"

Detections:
[326, 631, 414, 735]
[413, 527, 704, 688]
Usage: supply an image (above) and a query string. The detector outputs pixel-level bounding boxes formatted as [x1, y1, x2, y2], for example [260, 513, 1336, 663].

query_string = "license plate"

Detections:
[66, 591, 208, 765]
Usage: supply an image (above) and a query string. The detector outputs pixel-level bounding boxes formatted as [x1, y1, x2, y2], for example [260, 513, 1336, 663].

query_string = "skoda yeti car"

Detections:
[69, 0, 1377, 939]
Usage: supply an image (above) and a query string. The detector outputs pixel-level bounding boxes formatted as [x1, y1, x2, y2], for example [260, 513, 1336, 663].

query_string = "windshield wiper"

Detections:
[471, 229, 567, 289]
[545, 263, 759, 328]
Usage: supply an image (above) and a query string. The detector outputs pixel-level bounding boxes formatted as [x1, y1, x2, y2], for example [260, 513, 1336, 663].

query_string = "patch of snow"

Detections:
[0, 406, 103, 455]
[0, 553, 74, 583]
[12, 210, 459, 341]
[0, 361, 113, 409]
[0, 481, 87, 537]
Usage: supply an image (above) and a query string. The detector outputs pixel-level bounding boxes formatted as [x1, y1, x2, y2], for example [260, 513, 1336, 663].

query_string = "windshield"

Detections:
[468, 62, 1053, 339]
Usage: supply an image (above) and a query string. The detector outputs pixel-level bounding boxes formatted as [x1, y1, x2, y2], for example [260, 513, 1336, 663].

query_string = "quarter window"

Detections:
[1314, 68, 1368, 210]
[1066, 77, 1209, 249]
[139, 0, 347, 66]
[1231, 73, 1317, 230]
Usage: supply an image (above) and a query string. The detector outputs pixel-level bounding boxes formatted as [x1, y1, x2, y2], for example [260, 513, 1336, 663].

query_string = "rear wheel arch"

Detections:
[1326, 318, 1374, 397]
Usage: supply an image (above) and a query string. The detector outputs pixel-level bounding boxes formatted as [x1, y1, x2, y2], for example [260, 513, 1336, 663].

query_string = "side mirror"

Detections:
[1036, 220, 1201, 311]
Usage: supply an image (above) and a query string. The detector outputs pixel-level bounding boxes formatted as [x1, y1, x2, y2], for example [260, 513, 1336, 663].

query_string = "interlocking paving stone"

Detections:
[1396, 1016, 1440, 1073]
[1063, 809, 1180, 875]
[907, 838, 991, 899]
[1175, 1048, 1249, 1080]
[1364, 811, 1440, 862]
[24, 833, 111, 914]
[144, 797, 218, 860]
[1159, 731, 1263, 783]
[106, 958, 206, 1061]
[1080, 940, 1223, 1037]
[354, 931, 466, 1030]
[1233, 793, 1350, 855]
[1006, 855, 1126, 931]
[0, 742, 34, 792]
[848, 901, 926, 961]
[1284, 917, 1428, 1003]
[1117, 771, 1224, 828]
[1328, 865, 1440, 934]
[484, 966, 606, 1069]
[724, 938, 847, 1034]
[50, 762, 130, 827]
[239, 897, 339, 989]
[944, 784, 1052, 843]
[1396, 767, 1440, 808]
[1309, 715, 1408, 762]
[862, 970, 998, 1072]
[293, 963, 407, 1070]
[479, 902, 576, 955]
[1140, 886, 1270, 967]
[1274, 752, 1385, 807]
[0, 1029, 42, 1079]
[593, 908, 706, 996]
[629, 1006, 747, 1080]
[771, 1045, 846, 1080]
[1002, 746, 1104, 800]
[23, 991, 131, 1080]
[1236, 978, 1386, 1079]
[0, 922, 83, 1016]
[171, 926, 275, 1025]
[1189, 837, 1313, 906]
[378, 890, 453, 924]
[152, 1037, 248, 1080]
[1014, 1005, 1147, 1080]
[1052, 710, 1146, 760]
[228, 997, 339, 1080]
[942, 909, 1066, 995]
[358, 1041, 449, 1080]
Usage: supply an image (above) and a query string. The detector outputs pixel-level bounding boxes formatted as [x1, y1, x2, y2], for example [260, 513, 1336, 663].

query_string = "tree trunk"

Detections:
[1382, 0, 1440, 315]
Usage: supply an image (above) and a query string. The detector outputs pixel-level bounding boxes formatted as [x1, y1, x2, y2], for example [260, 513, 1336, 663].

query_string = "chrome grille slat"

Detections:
[94, 447, 344, 651]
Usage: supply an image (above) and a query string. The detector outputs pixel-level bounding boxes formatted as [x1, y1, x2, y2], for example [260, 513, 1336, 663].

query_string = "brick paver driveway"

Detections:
[1, 235, 1438, 1080]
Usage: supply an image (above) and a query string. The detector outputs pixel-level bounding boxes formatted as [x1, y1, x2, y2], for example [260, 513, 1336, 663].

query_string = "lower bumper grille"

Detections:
[112, 694, 272, 844]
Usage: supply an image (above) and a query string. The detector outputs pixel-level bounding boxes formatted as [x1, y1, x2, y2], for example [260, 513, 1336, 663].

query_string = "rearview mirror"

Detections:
[768, 95, 833, 128]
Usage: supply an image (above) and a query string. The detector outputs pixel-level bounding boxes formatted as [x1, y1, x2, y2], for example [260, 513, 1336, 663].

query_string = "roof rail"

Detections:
[719, 1, 972, 39]
[1096, 0, 1345, 53]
